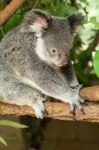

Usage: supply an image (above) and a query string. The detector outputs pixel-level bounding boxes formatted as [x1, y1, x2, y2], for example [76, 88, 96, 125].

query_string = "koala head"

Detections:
[21, 9, 83, 68]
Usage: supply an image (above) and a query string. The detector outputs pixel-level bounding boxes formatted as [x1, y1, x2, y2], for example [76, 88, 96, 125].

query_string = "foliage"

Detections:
[0, 136, 7, 146]
[77, 0, 99, 79]
[0, 119, 27, 146]
[0, 120, 27, 128]
[93, 50, 99, 77]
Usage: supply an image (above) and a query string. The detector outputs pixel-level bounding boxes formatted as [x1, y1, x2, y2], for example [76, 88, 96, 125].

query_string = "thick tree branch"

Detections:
[0, 0, 26, 26]
[0, 86, 99, 122]
[80, 86, 99, 101]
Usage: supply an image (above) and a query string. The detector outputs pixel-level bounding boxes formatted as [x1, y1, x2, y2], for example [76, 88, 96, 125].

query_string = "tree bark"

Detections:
[0, 86, 99, 123]
[0, 0, 26, 26]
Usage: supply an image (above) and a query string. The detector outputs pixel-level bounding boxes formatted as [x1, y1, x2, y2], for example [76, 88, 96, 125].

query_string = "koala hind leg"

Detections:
[0, 74, 46, 119]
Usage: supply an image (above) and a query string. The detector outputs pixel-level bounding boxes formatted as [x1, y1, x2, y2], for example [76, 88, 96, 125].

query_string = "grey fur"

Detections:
[0, 9, 84, 118]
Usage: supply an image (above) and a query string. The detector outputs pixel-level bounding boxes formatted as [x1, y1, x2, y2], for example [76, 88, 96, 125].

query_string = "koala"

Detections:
[0, 9, 84, 118]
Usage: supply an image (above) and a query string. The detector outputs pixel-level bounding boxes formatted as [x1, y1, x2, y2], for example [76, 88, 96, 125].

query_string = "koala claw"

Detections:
[70, 84, 83, 90]
[69, 85, 85, 115]
[69, 98, 85, 115]
[70, 106, 76, 116]
[32, 101, 46, 119]
[80, 107, 85, 114]
[79, 97, 85, 103]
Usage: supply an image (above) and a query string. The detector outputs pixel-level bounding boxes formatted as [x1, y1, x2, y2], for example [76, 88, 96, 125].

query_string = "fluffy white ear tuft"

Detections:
[20, 9, 51, 33]
[29, 15, 48, 33]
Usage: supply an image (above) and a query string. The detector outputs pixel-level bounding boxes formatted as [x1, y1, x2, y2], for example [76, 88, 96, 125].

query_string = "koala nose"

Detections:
[59, 54, 68, 66]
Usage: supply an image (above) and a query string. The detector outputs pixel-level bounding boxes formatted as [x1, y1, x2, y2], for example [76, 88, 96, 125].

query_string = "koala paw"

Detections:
[69, 97, 85, 115]
[32, 101, 46, 119]
[69, 85, 85, 115]
[70, 84, 83, 90]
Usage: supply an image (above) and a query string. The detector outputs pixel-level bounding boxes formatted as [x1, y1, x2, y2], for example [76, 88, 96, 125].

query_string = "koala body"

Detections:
[0, 9, 84, 118]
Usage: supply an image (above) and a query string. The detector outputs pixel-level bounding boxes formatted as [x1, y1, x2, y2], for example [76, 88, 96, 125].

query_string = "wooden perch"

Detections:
[0, 0, 26, 26]
[0, 86, 99, 123]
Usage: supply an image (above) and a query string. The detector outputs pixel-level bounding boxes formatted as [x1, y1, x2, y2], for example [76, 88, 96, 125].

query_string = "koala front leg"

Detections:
[60, 60, 84, 113]
[29, 66, 84, 113]
[61, 59, 79, 87]
[0, 71, 46, 119]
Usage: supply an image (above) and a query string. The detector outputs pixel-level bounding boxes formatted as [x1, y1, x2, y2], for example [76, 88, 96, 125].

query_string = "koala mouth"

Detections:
[58, 61, 68, 67]
[50, 55, 68, 69]
[52, 60, 68, 69]
[58, 56, 68, 67]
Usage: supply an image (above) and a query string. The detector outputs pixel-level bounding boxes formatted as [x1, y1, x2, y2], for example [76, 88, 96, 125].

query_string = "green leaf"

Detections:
[0, 27, 5, 36]
[0, 120, 28, 128]
[90, 17, 99, 29]
[4, 9, 22, 32]
[41, 0, 49, 5]
[80, 23, 96, 47]
[93, 50, 99, 77]
[59, 0, 66, 16]
[0, 136, 7, 146]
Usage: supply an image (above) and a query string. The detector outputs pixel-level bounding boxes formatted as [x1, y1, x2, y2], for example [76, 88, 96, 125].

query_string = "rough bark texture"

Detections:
[0, 86, 99, 122]
[80, 86, 99, 101]
[0, 0, 26, 26]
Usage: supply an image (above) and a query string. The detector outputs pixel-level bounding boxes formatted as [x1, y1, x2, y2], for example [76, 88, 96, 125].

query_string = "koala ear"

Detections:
[67, 13, 84, 33]
[20, 9, 52, 33]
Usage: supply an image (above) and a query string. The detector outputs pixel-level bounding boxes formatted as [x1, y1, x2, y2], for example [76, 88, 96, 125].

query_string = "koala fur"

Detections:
[0, 9, 84, 118]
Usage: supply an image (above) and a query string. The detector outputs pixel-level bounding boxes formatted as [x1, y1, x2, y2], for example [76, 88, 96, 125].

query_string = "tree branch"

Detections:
[0, 86, 99, 122]
[0, 0, 26, 26]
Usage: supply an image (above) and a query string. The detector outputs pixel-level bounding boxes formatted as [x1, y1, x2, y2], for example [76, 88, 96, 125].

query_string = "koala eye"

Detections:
[51, 48, 57, 54]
